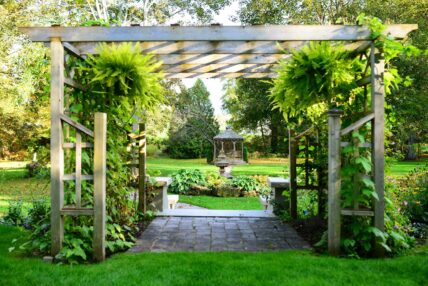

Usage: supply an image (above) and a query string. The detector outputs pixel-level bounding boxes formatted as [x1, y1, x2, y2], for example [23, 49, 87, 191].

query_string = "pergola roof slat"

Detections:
[162, 63, 273, 73]
[74, 41, 308, 55]
[164, 72, 275, 79]
[19, 25, 417, 42]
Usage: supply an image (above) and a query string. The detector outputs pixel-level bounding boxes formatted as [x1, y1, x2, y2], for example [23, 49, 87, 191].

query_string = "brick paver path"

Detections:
[129, 216, 310, 253]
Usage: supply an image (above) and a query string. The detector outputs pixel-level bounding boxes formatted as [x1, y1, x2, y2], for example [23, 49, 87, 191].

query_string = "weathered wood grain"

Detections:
[50, 38, 64, 256]
[93, 112, 107, 262]
[138, 123, 147, 213]
[60, 114, 94, 137]
[327, 109, 344, 256]
[371, 44, 386, 257]
[340, 113, 374, 136]
[288, 129, 297, 220]
[19, 25, 417, 42]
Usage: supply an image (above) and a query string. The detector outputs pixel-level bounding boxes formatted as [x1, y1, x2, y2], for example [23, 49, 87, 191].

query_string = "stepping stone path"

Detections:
[129, 217, 310, 253]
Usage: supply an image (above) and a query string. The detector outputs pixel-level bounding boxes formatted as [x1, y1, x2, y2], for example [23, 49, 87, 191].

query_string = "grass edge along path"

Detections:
[0, 225, 427, 286]
[178, 195, 264, 210]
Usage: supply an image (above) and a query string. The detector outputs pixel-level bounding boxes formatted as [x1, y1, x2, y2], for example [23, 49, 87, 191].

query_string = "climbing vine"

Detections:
[271, 14, 421, 256]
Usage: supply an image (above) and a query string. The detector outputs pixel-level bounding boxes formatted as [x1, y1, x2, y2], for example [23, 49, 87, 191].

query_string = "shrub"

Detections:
[25, 198, 50, 228]
[230, 176, 261, 197]
[170, 169, 207, 194]
[205, 171, 227, 190]
[243, 146, 249, 162]
[398, 165, 428, 238]
[26, 162, 50, 179]
[3, 200, 25, 226]
[206, 147, 214, 164]
[213, 184, 241, 197]
[146, 144, 161, 157]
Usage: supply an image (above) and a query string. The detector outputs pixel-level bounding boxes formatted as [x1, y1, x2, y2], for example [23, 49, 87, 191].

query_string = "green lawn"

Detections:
[387, 158, 428, 176]
[0, 225, 427, 285]
[0, 158, 427, 215]
[147, 157, 288, 177]
[0, 167, 49, 216]
[179, 195, 264, 210]
[148, 157, 427, 178]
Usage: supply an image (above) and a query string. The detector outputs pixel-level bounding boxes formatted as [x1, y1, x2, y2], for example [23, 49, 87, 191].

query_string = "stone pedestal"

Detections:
[268, 177, 290, 213]
[152, 177, 172, 212]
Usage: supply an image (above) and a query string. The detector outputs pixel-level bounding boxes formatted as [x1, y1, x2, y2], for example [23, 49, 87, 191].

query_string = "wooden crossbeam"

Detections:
[64, 77, 87, 91]
[74, 40, 372, 56]
[60, 114, 94, 137]
[19, 25, 417, 42]
[340, 113, 374, 136]
[75, 41, 307, 55]
[295, 126, 315, 139]
[63, 42, 85, 60]
[356, 76, 371, 86]
[163, 63, 273, 73]
[63, 142, 93, 148]
[340, 142, 371, 148]
[164, 72, 275, 79]
[63, 174, 94, 181]
[61, 207, 94, 216]
[341, 209, 374, 216]
[158, 53, 289, 64]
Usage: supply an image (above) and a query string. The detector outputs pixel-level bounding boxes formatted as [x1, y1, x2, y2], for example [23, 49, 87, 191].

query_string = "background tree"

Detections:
[234, 0, 428, 160]
[222, 79, 287, 154]
[362, 0, 428, 159]
[167, 79, 219, 159]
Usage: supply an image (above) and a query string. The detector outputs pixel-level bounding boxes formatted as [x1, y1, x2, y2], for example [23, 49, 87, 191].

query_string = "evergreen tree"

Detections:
[167, 79, 219, 159]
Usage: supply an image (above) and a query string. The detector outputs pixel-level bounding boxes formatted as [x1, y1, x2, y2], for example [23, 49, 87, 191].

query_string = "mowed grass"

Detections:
[178, 195, 263, 210]
[387, 158, 428, 176]
[0, 158, 426, 215]
[0, 225, 427, 286]
[147, 157, 288, 177]
[0, 167, 49, 216]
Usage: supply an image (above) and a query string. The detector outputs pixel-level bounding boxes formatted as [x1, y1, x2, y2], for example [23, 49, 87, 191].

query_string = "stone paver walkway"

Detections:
[129, 216, 310, 253]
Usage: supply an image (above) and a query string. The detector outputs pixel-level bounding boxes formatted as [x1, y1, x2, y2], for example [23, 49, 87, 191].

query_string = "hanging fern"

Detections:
[270, 41, 359, 121]
[84, 43, 164, 111]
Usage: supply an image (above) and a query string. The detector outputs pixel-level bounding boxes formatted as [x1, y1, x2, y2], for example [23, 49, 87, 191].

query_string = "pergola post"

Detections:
[50, 37, 64, 256]
[370, 43, 385, 257]
[288, 129, 297, 219]
[327, 109, 344, 256]
[93, 112, 107, 262]
[138, 123, 147, 213]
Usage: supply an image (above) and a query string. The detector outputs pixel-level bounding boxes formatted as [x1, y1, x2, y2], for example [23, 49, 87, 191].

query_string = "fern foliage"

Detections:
[85, 43, 164, 111]
[270, 42, 358, 121]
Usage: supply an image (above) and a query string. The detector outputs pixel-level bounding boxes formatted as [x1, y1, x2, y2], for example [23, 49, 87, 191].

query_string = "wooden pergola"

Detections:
[20, 24, 417, 260]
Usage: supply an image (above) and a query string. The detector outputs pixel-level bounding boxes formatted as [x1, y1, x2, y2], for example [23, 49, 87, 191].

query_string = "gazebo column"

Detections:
[213, 141, 216, 162]
[50, 37, 65, 256]
[232, 141, 236, 159]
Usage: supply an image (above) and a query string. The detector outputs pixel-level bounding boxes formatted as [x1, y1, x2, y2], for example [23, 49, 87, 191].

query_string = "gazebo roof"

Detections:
[214, 126, 243, 140]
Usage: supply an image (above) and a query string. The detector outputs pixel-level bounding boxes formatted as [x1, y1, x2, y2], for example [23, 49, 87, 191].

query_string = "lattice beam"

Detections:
[19, 25, 417, 42]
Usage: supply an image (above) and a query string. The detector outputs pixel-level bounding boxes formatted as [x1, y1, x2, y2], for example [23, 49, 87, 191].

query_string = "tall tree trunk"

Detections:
[405, 133, 417, 160]
[270, 122, 278, 153]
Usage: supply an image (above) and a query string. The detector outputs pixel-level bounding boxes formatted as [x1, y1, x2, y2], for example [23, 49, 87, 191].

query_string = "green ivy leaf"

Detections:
[355, 157, 371, 172]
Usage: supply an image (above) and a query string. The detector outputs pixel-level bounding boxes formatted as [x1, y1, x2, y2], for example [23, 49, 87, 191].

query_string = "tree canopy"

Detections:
[167, 79, 219, 159]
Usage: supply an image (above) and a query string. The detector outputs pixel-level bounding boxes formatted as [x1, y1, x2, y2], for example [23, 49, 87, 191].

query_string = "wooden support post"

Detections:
[138, 123, 147, 213]
[75, 131, 82, 208]
[370, 43, 385, 257]
[316, 129, 324, 218]
[93, 112, 107, 262]
[50, 37, 64, 256]
[288, 129, 297, 219]
[327, 109, 343, 256]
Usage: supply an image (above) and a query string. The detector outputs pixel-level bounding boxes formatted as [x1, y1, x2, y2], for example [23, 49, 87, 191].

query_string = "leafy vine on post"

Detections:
[270, 14, 421, 257]
[15, 42, 165, 263]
